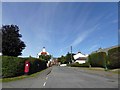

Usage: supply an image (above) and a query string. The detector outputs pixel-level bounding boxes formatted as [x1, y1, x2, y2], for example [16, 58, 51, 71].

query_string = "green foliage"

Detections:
[107, 46, 120, 69]
[88, 46, 120, 69]
[2, 25, 26, 56]
[70, 62, 89, 67]
[58, 55, 66, 64]
[39, 55, 51, 61]
[58, 52, 75, 64]
[2, 56, 47, 78]
[65, 52, 72, 63]
[2, 56, 25, 78]
[28, 57, 47, 74]
[88, 52, 107, 68]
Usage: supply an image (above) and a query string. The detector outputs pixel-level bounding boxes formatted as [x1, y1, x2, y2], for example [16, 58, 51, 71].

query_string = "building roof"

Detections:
[37, 47, 49, 58]
[91, 45, 119, 54]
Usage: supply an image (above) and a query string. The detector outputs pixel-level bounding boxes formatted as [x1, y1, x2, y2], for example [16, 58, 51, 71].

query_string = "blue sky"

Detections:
[2, 2, 118, 57]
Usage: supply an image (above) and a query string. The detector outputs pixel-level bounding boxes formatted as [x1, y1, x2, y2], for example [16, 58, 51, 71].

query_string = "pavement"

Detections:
[2, 66, 119, 88]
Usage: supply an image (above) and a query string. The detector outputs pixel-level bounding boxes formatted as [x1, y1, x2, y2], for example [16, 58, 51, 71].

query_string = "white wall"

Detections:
[75, 60, 86, 64]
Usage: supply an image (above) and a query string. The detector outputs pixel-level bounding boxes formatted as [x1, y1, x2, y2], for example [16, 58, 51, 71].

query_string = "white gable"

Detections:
[73, 52, 87, 60]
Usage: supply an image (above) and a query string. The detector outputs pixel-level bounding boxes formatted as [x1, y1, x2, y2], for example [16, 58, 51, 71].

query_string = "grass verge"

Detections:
[73, 67, 120, 74]
[0, 68, 48, 82]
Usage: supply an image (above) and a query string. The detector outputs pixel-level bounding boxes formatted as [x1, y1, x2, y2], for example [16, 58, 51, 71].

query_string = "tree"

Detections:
[65, 52, 71, 64]
[58, 52, 75, 64]
[2, 25, 26, 56]
[39, 55, 51, 61]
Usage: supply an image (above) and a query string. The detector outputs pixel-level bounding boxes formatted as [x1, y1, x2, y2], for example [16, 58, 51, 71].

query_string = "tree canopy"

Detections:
[58, 52, 75, 64]
[2, 25, 26, 56]
[39, 54, 51, 61]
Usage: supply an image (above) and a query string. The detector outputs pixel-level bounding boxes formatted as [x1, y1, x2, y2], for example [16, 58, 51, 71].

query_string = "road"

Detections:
[2, 66, 118, 88]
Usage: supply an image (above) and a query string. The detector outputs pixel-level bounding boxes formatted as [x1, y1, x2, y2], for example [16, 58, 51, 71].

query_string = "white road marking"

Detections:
[46, 77, 48, 80]
[43, 82, 46, 86]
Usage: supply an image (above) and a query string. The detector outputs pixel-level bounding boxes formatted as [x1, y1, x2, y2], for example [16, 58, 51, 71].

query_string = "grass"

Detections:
[0, 68, 48, 82]
[74, 67, 120, 74]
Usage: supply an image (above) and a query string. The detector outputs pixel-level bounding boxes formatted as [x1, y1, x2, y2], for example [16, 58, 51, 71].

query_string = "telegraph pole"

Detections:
[71, 46, 72, 63]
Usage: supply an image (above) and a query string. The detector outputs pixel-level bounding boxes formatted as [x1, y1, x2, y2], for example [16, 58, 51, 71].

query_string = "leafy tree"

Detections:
[2, 25, 26, 56]
[58, 52, 75, 64]
[65, 52, 71, 64]
[39, 55, 51, 61]
[60, 55, 66, 64]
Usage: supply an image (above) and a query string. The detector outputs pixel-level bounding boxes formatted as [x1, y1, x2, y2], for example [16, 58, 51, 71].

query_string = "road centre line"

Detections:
[43, 82, 46, 86]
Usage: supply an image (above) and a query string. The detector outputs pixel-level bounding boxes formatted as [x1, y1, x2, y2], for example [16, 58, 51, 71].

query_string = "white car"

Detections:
[60, 64, 67, 66]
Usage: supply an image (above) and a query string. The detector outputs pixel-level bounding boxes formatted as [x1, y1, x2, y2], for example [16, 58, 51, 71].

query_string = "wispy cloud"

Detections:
[88, 44, 98, 52]
[71, 24, 100, 47]
[111, 19, 118, 23]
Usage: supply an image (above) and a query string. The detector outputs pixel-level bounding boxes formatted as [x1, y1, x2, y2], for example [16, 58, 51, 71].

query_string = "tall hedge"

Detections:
[2, 56, 25, 78]
[107, 46, 120, 69]
[2, 56, 47, 78]
[28, 57, 47, 74]
[88, 52, 107, 68]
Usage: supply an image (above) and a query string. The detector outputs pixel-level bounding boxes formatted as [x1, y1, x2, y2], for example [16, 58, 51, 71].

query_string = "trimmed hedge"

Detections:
[2, 56, 47, 78]
[70, 62, 89, 67]
[2, 56, 25, 78]
[88, 46, 120, 69]
[107, 46, 120, 69]
[88, 52, 107, 68]
[28, 57, 47, 74]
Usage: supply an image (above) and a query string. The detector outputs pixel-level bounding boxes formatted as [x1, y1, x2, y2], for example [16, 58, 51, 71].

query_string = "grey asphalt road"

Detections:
[2, 66, 118, 88]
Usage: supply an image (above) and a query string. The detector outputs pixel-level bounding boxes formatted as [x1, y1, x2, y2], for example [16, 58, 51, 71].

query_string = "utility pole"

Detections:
[71, 46, 72, 63]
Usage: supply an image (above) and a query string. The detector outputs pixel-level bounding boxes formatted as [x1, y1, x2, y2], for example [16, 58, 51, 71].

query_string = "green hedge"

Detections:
[2, 56, 47, 78]
[107, 46, 120, 69]
[70, 62, 89, 67]
[88, 52, 107, 68]
[88, 46, 120, 69]
[2, 56, 25, 78]
[28, 57, 47, 74]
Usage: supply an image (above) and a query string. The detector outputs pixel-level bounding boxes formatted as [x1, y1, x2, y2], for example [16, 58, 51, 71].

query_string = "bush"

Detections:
[70, 62, 89, 67]
[2, 56, 25, 78]
[70, 62, 80, 67]
[107, 46, 120, 69]
[88, 52, 107, 68]
[28, 57, 47, 74]
[2, 56, 47, 78]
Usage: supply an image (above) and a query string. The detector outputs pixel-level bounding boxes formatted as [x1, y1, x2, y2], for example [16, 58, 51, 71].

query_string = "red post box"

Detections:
[24, 60, 30, 75]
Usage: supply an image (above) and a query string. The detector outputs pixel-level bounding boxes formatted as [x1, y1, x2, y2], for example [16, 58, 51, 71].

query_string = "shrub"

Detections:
[28, 57, 47, 74]
[2, 56, 47, 78]
[70, 62, 80, 67]
[2, 56, 25, 78]
[88, 52, 107, 68]
[107, 46, 120, 69]
[70, 62, 89, 67]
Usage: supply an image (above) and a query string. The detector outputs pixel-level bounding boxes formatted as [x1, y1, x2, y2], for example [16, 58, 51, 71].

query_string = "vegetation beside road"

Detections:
[1, 67, 48, 82]
[1, 25, 49, 80]
[1, 25, 26, 57]
[88, 46, 120, 69]
[68, 46, 120, 70]
[2, 56, 47, 78]
[58, 52, 75, 64]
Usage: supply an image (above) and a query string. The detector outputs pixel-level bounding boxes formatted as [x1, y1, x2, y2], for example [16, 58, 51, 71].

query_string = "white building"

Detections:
[73, 52, 88, 64]
[37, 47, 49, 58]
[0, 52, 2, 56]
